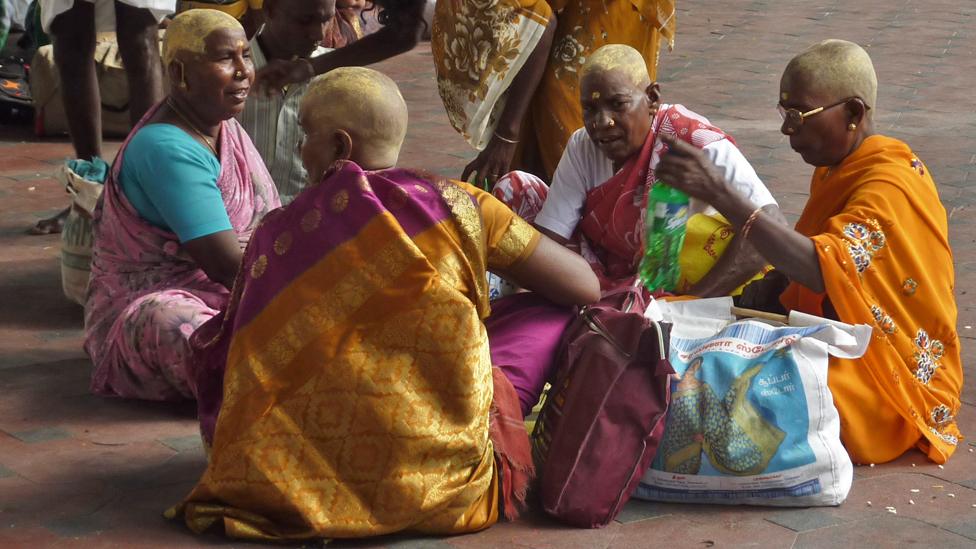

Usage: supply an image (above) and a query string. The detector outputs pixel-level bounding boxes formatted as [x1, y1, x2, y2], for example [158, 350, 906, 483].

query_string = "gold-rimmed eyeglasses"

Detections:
[777, 97, 867, 134]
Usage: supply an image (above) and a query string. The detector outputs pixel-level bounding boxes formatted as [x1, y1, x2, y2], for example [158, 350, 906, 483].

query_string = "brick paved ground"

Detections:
[2, 0, 975, 547]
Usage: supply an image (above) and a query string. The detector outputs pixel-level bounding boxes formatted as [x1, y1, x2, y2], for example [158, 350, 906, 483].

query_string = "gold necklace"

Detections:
[166, 98, 219, 157]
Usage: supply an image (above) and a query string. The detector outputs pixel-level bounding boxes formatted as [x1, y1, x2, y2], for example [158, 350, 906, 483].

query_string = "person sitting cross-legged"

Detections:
[173, 67, 599, 540]
[496, 44, 787, 297]
[85, 10, 279, 401]
[655, 39, 962, 465]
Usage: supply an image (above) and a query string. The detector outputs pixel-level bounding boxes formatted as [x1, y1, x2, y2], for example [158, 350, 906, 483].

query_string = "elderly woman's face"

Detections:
[179, 26, 254, 120]
[779, 73, 857, 167]
[580, 69, 656, 166]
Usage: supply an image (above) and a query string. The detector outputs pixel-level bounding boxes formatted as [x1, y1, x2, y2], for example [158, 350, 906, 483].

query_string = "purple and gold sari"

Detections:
[178, 161, 543, 540]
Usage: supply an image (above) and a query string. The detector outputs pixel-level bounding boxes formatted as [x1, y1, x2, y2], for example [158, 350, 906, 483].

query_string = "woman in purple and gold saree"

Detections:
[174, 67, 597, 540]
[176, 158, 592, 539]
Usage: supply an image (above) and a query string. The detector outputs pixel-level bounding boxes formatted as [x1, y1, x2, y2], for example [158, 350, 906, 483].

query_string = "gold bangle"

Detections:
[740, 206, 764, 240]
[493, 131, 519, 144]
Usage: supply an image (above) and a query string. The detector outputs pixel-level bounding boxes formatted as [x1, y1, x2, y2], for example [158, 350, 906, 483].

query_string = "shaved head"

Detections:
[580, 44, 651, 88]
[300, 67, 408, 165]
[163, 9, 243, 66]
[782, 39, 878, 113]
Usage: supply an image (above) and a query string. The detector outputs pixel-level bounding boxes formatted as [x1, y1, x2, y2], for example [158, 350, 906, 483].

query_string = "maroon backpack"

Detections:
[532, 287, 673, 528]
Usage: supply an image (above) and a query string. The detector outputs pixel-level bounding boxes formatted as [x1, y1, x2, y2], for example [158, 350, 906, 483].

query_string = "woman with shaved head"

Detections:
[84, 9, 279, 401]
[175, 66, 598, 540]
[656, 39, 962, 464]
[518, 44, 784, 296]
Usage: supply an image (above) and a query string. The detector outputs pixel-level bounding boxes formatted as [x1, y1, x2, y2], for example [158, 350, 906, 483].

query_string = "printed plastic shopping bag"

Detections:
[634, 297, 871, 507]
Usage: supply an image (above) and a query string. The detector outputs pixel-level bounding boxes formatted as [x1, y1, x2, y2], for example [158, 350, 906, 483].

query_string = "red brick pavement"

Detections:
[1, 1, 975, 547]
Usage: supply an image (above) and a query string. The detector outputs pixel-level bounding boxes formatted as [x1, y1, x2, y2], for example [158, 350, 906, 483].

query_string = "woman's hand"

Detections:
[461, 136, 518, 190]
[253, 58, 315, 98]
[654, 134, 729, 203]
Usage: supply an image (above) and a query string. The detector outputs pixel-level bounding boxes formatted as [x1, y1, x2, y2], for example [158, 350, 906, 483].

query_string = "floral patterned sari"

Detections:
[780, 135, 962, 464]
[432, 0, 554, 151]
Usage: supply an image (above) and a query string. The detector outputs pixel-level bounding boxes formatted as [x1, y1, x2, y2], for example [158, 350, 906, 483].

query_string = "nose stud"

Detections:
[607, 119, 615, 127]
[235, 70, 243, 78]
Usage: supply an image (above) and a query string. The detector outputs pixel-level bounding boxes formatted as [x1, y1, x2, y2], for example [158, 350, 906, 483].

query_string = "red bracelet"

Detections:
[740, 206, 764, 240]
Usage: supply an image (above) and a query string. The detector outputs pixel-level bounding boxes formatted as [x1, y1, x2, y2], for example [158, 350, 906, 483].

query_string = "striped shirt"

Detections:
[238, 37, 330, 204]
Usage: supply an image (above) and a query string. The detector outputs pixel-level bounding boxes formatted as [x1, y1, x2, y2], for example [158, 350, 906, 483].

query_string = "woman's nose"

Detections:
[235, 56, 253, 81]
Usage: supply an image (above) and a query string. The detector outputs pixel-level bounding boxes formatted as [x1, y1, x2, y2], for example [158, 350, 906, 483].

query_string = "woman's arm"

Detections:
[687, 204, 788, 297]
[496, 235, 600, 306]
[182, 231, 243, 290]
[253, 0, 426, 95]
[461, 16, 558, 186]
[655, 134, 825, 293]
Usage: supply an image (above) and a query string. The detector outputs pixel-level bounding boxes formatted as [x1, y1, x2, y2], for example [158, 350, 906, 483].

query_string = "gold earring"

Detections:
[848, 122, 857, 131]
[179, 78, 187, 90]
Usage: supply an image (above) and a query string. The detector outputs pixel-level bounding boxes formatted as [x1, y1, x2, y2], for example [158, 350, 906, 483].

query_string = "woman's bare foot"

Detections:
[29, 206, 70, 235]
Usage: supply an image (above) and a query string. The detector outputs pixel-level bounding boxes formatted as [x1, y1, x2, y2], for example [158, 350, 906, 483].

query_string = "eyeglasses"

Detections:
[777, 97, 867, 134]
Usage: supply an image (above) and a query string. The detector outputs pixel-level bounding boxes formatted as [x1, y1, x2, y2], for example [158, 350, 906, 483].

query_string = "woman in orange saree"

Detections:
[173, 67, 599, 540]
[655, 39, 962, 465]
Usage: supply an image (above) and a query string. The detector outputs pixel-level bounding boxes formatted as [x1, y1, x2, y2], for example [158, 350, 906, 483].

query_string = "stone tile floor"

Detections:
[2, 0, 975, 546]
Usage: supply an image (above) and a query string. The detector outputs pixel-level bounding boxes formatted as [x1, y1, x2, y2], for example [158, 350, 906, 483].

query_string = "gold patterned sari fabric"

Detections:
[432, 0, 555, 150]
[174, 164, 541, 540]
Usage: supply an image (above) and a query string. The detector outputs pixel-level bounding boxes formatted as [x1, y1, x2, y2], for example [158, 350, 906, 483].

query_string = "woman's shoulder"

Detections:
[129, 123, 194, 144]
[126, 124, 219, 167]
[848, 135, 921, 178]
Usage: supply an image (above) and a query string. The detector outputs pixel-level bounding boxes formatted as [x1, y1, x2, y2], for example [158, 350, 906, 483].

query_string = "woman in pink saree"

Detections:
[84, 10, 279, 401]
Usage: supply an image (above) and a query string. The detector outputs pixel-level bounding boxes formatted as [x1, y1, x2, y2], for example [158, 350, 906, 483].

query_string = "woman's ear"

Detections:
[168, 60, 186, 91]
[846, 98, 868, 126]
[646, 81, 662, 112]
[334, 129, 353, 160]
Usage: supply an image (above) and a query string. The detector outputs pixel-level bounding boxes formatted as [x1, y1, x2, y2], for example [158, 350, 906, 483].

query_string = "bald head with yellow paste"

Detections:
[299, 67, 408, 181]
[580, 44, 652, 89]
[162, 9, 243, 67]
[779, 39, 878, 167]
[578, 44, 660, 167]
[781, 39, 878, 116]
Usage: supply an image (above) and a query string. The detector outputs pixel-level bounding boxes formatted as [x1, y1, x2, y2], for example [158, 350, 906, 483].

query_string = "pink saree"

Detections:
[84, 102, 280, 401]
